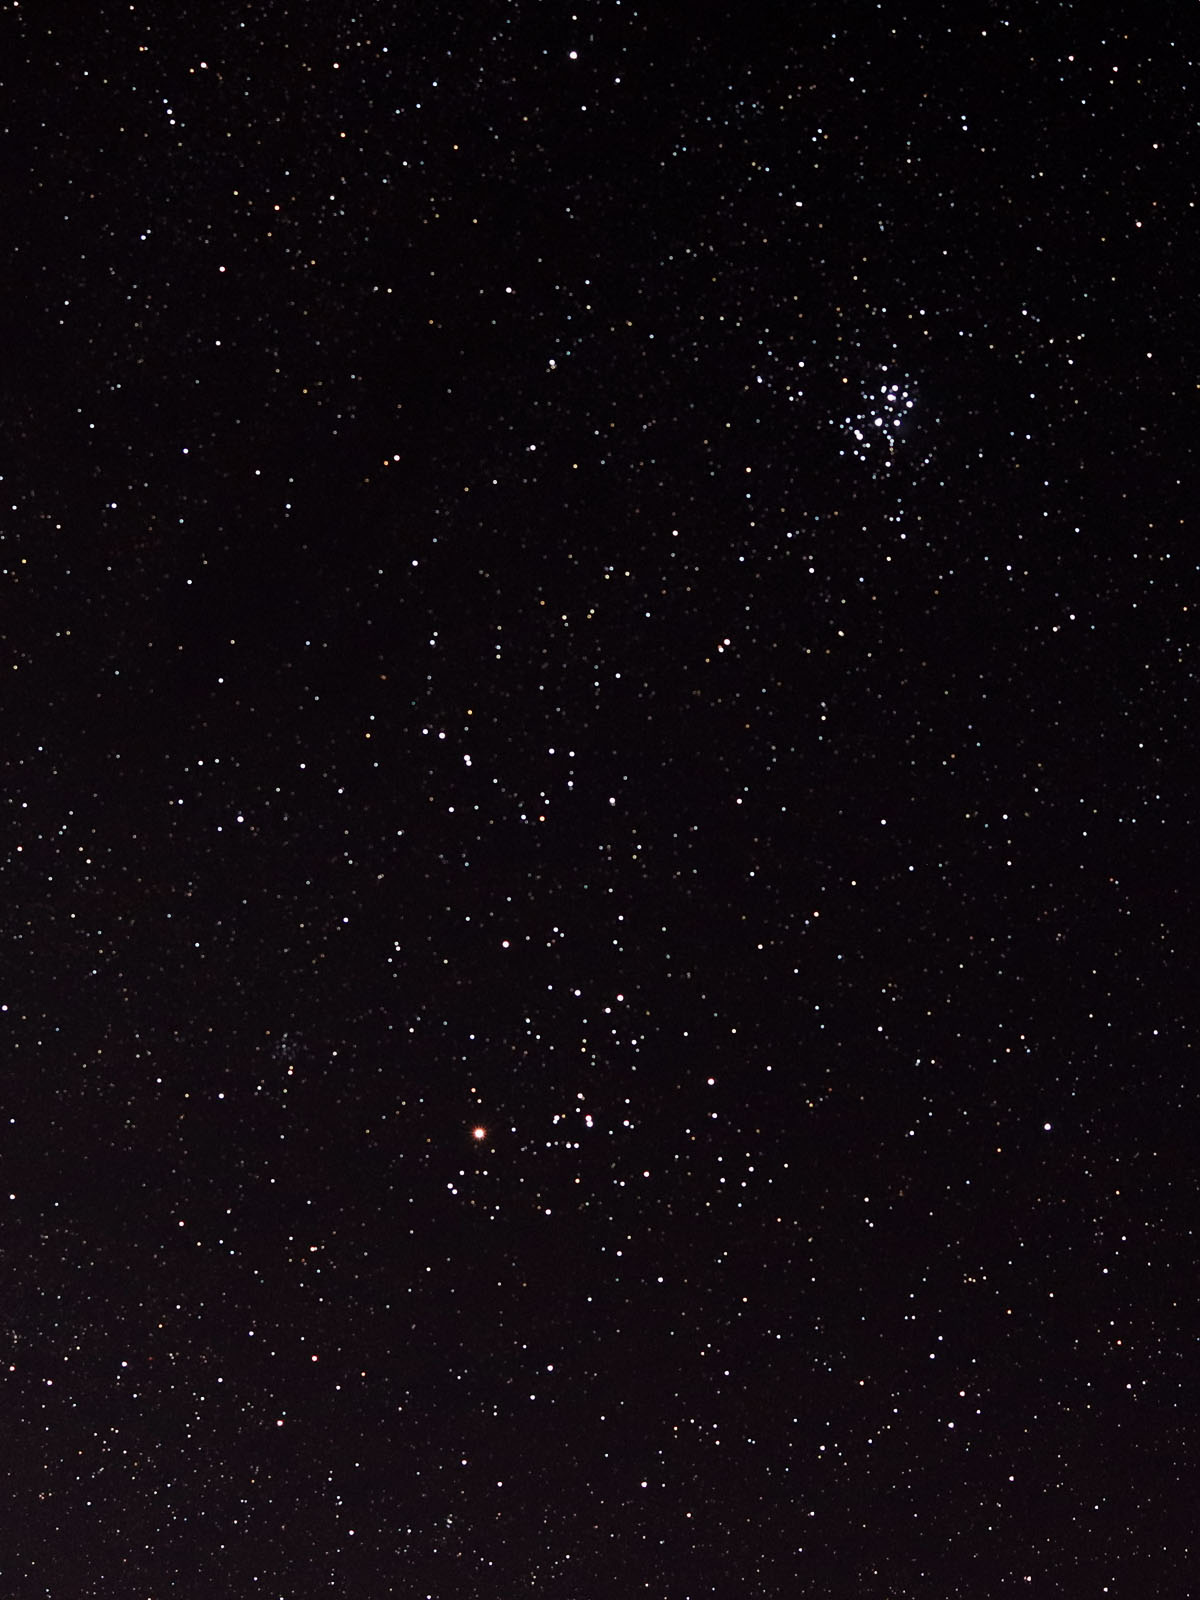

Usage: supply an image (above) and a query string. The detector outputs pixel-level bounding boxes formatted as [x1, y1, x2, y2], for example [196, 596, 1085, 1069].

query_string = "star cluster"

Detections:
[1, 4, 1193, 1595]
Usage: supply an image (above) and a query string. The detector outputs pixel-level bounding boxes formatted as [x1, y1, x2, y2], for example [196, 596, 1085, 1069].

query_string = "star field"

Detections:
[1, 4, 1196, 1596]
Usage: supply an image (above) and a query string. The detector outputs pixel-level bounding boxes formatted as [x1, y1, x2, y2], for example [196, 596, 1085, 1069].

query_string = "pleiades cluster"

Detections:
[1, 4, 1193, 1596]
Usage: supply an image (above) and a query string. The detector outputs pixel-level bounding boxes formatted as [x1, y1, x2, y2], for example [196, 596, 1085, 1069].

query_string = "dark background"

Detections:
[1, 3, 1195, 1595]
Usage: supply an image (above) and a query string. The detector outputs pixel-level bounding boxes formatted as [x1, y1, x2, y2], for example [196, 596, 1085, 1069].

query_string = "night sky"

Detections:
[2, 4, 1196, 1595]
